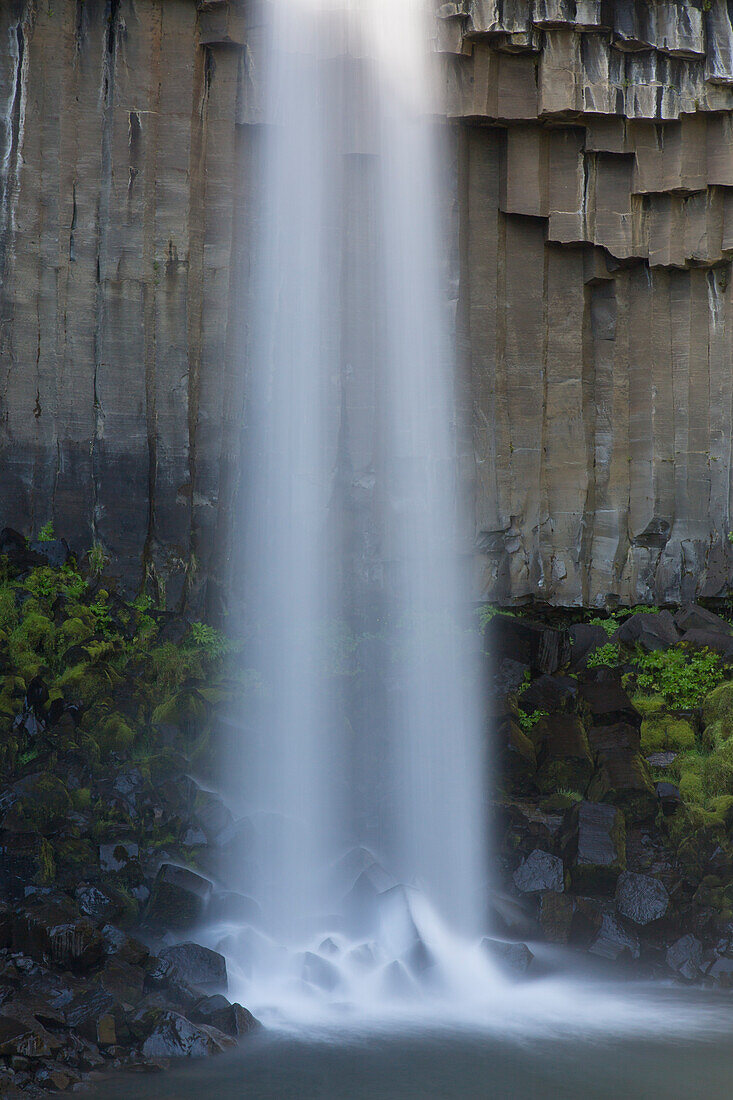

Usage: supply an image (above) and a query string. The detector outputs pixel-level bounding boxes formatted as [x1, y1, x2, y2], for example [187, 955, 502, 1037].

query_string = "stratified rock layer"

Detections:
[3, 0, 733, 605]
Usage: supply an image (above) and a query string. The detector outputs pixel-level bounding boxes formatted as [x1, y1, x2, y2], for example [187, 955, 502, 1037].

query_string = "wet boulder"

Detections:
[208, 891, 261, 925]
[189, 995, 259, 1037]
[158, 944, 228, 993]
[615, 871, 670, 925]
[616, 611, 679, 651]
[588, 723, 640, 758]
[301, 951, 340, 991]
[29, 538, 71, 569]
[481, 937, 534, 976]
[99, 840, 139, 874]
[63, 989, 119, 1047]
[666, 934, 703, 981]
[141, 1011, 235, 1059]
[561, 801, 626, 894]
[146, 864, 213, 930]
[589, 912, 640, 962]
[534, 715, 593, 795]
[513, 849, 565, 894]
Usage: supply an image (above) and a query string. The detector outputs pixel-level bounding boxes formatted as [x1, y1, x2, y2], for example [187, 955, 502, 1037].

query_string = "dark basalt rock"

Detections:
[208, 891, 261, 924]
[615, 871, 670, 925]
[189, 995, 260, 1037]
[679, 629, 733, 660]
[159, 944, 227, 992]
[539, 891, 575, 944]
[487, 615, 569, 675]
[534, 714, 593, 795]
[567, 624, 610, 670]
[589, 912, 640, 961]
[666, 934, 703, 981]
[588, 723, 641, 758]
[655, 781, 683, 815]
[616, 610, 679, 651]
[141, 1011, 235, 1059]
[146, 864, 213, 930]
[675, 605, 733, 636]
[561, 801, 626, 894]
[519, 674, 577, 714]
[481, 937, 534, 976]
[577, 675, 639, 728]
[12, 902, 103, 971]
[513, 849, 565, 894]
[586, 749, 657, 822]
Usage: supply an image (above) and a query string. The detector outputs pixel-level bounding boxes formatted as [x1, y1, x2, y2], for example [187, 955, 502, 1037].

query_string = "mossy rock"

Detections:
[632, 692, 666, 719]
[702, 681, 733, 733]
[3, 774, 70, 834]
[60, 616, 93, 647]
[98, 714, 135, 755]
[640, 714, 696, 753]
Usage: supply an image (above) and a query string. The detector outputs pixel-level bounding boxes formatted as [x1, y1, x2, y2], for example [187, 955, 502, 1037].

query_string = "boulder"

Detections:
[146, 864, 213, 930]
[302, 951, 340, 991]
[99, 841, 139, 873]
[655, 781, 683, 815]
[615, 871, 670, 925]
[707, 956, 733, 986]
[486, 616, 569, 675]
[13, 902, 103, 970]
[512, 849, 565, 894]
[159, 944, 227, 992]
[0, 1014, 50, 1058]
[75, 885, 122, 924]
[497, 716, 537, 792]
[675, 605, 732, 636]
[534, 714, 593, 795]
[539, 891, 575, 944]
[567, 624, 610, 670]
[28, 539, 71, 568]
[208, 891, 261, 925]
[616, 611, 679, 651]
[189, 995, 259, 1037]
[63, 989, 119, 1046]
[561, 802, 626, 894]
[481, 938, 534, 976]
[577, 676, 639, 728]
[141, 1011, 235, 1059]
[588, 723, 640, 758]
[586, 749, 657, 822]
[519, 674, 577, 715]
[666, 934, 703, 981]
[681, 629, 733, 660]
[589, 913, 640, 961]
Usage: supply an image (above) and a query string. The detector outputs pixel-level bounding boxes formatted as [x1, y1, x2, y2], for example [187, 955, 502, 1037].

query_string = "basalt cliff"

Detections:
[2, 0, 733, 608]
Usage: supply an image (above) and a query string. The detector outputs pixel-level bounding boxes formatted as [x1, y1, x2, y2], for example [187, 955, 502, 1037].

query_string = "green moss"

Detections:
[8, 611, 55, 664]
[679, 769, 705, 805]
[640, 714, 696, 753]
[631, 692, 666, 718]
[36, 838, 56, 884]
[60, 616, 93, 646]
[70, 787, 92, 811]
[98, 714, 135, 754]
[702, 681, 733, 732]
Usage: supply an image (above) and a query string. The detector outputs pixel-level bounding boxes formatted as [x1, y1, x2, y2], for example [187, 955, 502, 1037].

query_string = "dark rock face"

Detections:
[666, 935, 703, 981]
[141, 1012, 236, 1059]
[534, 715, 593, 795]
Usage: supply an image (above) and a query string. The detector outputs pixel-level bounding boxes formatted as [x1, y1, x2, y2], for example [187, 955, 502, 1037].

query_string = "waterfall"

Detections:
[226, 0, 491, 1017]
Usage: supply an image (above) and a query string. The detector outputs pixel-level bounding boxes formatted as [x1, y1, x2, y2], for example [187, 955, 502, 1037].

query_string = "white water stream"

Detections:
[228, 0, 492, 1016]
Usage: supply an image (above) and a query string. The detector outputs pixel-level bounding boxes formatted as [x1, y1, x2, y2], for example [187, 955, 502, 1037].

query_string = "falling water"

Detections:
[227, 0, 491, 1016]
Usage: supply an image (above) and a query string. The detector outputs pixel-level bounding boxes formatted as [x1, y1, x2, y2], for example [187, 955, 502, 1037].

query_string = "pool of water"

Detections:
[94, 984, 733, 1100]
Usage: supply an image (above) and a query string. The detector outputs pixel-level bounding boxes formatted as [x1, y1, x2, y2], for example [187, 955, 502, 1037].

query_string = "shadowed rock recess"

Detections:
[3, 0, 733, 607]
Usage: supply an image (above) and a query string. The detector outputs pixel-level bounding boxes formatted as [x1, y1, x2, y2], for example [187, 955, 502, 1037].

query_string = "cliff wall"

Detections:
[2, 0, 733, 608]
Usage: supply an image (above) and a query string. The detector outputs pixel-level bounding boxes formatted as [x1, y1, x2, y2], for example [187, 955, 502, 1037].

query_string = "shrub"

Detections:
[631, 646, 724, 710]
[587, 642, 620, 668]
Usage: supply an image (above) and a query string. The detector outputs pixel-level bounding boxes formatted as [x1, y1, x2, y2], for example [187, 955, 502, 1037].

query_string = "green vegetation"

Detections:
[629, 646, 724, 710]
[517, 708, 548, 734]
[586, 642, 621, 667]
[0, 540, 244, 783]
[37, 521, 55, 542]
